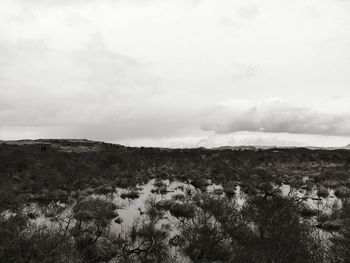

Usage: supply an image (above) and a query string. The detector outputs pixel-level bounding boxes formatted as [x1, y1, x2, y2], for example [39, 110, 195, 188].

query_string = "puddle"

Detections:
[17, 178, 344, 263]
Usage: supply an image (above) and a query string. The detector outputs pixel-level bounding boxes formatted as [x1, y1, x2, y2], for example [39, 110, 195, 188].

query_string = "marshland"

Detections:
[1, 139, 350, 262]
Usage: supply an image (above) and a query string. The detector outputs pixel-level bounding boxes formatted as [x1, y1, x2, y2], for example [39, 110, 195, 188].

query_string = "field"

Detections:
[1, 139, 350, 262]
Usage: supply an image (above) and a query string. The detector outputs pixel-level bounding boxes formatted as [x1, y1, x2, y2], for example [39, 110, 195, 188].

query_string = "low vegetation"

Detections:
[1, 139, 350, 262]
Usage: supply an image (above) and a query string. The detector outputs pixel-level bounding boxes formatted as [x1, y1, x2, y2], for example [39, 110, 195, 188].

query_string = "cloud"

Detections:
[200, 98, 350, 136]
[237, 5, 259, 19]
[0, 34, 160, 128]
[219, 17, 243, 28]
[1, 0, 350, 148]
[0, 35, 202, 141]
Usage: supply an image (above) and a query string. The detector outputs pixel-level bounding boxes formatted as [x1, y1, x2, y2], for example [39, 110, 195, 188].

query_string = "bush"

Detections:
[335, 186, 350, 199]
[317, 185, 329, 198]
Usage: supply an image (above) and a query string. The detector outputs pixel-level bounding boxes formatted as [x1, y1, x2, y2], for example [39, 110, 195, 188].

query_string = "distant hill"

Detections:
[1, 138, 350, 151]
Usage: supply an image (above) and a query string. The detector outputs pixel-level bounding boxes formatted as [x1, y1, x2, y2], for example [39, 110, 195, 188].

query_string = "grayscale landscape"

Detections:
[1, 1, 350, 262]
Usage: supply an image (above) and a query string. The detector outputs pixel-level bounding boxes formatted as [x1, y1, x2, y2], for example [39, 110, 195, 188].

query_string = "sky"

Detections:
[1, 0, 350, 148]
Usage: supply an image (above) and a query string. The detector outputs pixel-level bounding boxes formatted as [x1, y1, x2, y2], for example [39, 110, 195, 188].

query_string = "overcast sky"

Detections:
[1, 0, 350, 147]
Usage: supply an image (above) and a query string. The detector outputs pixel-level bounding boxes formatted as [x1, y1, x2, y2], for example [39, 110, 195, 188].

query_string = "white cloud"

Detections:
[0, 34, 159, 127]
[201, 98, 350, 136]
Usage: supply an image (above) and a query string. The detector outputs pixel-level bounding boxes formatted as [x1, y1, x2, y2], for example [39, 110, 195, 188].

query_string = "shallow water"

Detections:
[110, 179, 191, 234]
[24, 179, 342, 231]
[19, 178, 343, 263]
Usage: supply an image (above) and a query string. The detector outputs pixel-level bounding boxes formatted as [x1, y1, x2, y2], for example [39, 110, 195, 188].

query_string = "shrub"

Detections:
[335, 186, 350, 199]
[317, 185, 329, 198]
